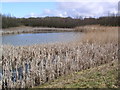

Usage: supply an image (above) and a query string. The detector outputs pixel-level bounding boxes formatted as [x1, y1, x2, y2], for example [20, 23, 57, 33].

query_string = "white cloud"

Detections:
[44, 9, 51, 14]
[29, 12, 37, 17]
[57, 2, 118, 17]
[24, 12, 39, 18]
[39, 1, 118, 18]
[3, 0, 119, 18]
[41, 9, 68, 17]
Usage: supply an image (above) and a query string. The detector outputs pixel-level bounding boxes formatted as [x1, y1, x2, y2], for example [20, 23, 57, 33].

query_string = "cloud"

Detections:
[40, 9, 68, 17]
[24, 12, 40, 18]
[39, 1, 118, 18]
[6, 0, 118, 18]
[55, 2, 118, 18]
[29, 12, 38, 17]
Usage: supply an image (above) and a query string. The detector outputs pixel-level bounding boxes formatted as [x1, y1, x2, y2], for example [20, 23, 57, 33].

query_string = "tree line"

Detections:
[1, 14, 120, 29]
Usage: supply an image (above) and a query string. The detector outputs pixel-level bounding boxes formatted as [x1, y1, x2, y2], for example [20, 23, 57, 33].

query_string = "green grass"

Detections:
[34, 61, 118, 88]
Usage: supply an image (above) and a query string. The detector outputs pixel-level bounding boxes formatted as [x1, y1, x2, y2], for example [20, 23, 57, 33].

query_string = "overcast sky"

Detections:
[1, 0, 119, 18]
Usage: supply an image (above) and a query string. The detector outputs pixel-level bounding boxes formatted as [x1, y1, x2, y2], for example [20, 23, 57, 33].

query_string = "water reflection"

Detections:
[2, 32, 82, 46]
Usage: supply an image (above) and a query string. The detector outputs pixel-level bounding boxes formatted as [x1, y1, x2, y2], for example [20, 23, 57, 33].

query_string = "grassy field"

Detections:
[36, 60, 118, 88]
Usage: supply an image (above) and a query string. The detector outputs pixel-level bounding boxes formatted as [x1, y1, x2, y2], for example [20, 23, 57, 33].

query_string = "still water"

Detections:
[2, 32, 82, 46]
[0, 32, 82, 80]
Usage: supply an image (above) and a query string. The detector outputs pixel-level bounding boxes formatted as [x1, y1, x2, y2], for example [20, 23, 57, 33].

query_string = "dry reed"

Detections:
[1, 25, 118, 88]
[76, 25, 118, 44]
[2, 26, 74, 35]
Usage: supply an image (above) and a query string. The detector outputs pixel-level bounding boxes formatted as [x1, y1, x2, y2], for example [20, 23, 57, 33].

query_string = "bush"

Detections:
[1, 14, 120, 29]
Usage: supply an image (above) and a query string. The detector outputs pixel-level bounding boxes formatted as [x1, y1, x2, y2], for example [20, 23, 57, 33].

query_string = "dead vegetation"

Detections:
[37, 60, 118, 88]
[1, 25, 118, 88]
[77, 25, 118, 44]
[2, 26, 74, 35]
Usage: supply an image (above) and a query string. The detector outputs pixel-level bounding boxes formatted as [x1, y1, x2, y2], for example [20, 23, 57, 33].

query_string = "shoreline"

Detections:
[1, 26, 75, 35]
[1, 25, 118, 35]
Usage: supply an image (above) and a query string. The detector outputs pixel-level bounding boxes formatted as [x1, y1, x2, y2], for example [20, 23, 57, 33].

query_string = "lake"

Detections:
[1, 32, 82, 46]
[0, 32, 82, 80]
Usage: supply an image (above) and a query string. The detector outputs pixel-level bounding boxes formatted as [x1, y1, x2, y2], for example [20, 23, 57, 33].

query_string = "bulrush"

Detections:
[1, 26, 118, 88]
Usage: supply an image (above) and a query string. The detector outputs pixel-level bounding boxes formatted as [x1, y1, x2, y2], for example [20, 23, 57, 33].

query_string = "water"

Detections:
[0, 32, 82, 80]
[1, 32, 82, 46]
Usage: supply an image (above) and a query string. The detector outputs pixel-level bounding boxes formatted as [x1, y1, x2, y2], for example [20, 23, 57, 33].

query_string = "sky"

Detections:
[1, 0, 119, 18]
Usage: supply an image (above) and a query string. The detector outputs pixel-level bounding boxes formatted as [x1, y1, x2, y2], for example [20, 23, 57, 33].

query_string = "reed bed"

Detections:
[75, 25, 118, 33]
[2, 26, 74, 35]
[1, 25, 118, 88]
[77, 25, 118, 44]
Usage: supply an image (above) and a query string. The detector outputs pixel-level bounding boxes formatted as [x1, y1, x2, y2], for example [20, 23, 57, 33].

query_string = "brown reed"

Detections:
[1, 25, 118, 88]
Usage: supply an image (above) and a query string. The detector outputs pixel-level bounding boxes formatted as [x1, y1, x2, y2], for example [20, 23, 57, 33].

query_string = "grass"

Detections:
[35, 60, 118, 88]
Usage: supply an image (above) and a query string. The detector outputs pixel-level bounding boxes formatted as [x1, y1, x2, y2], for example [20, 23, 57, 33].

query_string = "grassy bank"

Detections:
[36, 60, 118, 88]
[2, 25, 118, 88]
